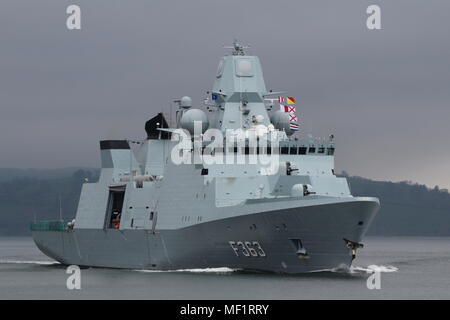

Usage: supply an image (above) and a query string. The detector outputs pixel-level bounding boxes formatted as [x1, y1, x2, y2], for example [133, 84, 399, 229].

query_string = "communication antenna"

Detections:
[169, 101, 173, 127]
[223, 39, 250, 56]
[128, 139, 133, 184]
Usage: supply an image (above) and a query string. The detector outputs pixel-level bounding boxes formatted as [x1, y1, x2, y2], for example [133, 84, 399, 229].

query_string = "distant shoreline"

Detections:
[1, 168, 450, 237]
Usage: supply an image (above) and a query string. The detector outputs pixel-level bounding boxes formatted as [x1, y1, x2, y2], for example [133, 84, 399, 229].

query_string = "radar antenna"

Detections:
[223, 38, 249, 56]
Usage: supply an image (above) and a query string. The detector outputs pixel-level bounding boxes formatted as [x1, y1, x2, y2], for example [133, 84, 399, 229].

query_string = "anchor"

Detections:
[343, 238, 364, 261]
[291, 239, 310, 259]
[296, 247, 310, 260]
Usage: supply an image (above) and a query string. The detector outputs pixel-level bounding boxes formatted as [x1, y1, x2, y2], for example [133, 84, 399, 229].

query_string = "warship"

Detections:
[31, 41, 379, 273]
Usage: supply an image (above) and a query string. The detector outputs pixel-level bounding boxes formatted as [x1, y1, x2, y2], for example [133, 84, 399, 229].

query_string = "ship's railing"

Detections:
[30, 220, 65, 231]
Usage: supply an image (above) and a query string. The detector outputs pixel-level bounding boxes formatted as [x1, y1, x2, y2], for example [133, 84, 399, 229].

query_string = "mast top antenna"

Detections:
[223, 39, 249, 55]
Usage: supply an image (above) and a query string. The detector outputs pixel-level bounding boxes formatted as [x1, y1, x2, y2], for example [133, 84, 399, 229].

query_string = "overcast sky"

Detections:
[1, 0, 449, 189]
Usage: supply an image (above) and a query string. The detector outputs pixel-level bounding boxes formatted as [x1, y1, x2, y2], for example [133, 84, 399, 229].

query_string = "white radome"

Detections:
[270, 111, 291, 134]
[180, 108, 209, 134]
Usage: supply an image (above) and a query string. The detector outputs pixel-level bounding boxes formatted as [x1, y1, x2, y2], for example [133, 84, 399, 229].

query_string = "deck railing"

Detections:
[30, 220, 65, 231]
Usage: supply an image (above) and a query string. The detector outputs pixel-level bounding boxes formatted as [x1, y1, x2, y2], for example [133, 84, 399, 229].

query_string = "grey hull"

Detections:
[32, 198, 378, 273]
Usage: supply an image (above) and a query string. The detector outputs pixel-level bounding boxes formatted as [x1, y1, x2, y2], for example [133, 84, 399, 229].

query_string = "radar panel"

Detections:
[145, 112, 171, 140]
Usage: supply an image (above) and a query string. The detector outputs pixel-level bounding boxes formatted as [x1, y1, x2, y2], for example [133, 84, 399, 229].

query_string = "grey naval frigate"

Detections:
[31, 41, 379, 273]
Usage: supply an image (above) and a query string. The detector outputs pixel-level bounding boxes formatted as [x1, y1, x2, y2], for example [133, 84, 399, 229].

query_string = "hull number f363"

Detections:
[229, 241, 266, 257]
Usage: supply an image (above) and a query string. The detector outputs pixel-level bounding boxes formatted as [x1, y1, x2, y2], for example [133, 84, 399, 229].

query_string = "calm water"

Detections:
[0, 236, 449, 299]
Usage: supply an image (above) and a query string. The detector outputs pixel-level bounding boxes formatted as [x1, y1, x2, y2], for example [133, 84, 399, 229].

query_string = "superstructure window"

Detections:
[259, 147, 271, 155]
[290, 147, 298, 155]
[318, 147, 325, 154]
[327, 147, 335, 155]
[308, 147, 316, 153]
[280, 147, 289, 155]
[216, 58, 225, 78]
[298, 147, 307, 155]
[203, 147, 213, 155]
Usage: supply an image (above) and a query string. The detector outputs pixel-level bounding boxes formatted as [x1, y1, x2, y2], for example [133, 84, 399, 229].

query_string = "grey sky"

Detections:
[1, 0, 449, 189]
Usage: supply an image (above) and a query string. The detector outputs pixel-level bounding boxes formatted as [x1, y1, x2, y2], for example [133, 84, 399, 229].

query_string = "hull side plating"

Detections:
[33, 198, 378, 273]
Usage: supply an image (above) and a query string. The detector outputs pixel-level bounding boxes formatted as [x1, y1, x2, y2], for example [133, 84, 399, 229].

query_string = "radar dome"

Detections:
[180, 109, 209, 134]
[255, 114, 264, 124]
[291, 184, 304, 197]
[180, 96, 192, 109]
[270, 111, 292, 135]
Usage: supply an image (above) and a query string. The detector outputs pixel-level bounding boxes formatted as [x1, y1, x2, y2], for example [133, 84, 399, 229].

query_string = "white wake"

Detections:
[311, 264, 399, 274]
[351, 265, 399, 273]
[136, 267, 237, 274]
[0, 259, 58, 265]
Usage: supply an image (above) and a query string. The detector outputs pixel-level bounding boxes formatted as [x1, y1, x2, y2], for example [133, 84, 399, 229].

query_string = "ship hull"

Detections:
[32, 197, 379, 273]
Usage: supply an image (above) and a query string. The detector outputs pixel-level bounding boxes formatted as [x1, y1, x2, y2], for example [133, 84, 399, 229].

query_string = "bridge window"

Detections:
[259, 147, 271, 155]
[203, 147, 213, 155]
[318, 147, 325, 154]
[308, 147, 316, 153]
[216, 58, 225, 78]
[290, 147, 298, 155]
[327, 147, 335, 155]
[298, 147, 307, 155]
[281, 147, 289, 154]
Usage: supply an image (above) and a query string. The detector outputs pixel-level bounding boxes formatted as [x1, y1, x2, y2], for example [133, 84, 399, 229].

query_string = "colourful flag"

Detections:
[289, 114, 298, 122]
[286, 97, 296, 105]
[279, 96, 300, 131]
[283, 105, 296, 113]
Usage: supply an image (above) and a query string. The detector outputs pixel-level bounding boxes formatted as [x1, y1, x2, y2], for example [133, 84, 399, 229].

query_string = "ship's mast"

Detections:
[223, 39, 250, 56]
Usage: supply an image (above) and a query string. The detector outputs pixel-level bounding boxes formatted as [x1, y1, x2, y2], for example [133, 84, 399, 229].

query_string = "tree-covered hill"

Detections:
[0, 169, 449, 236]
